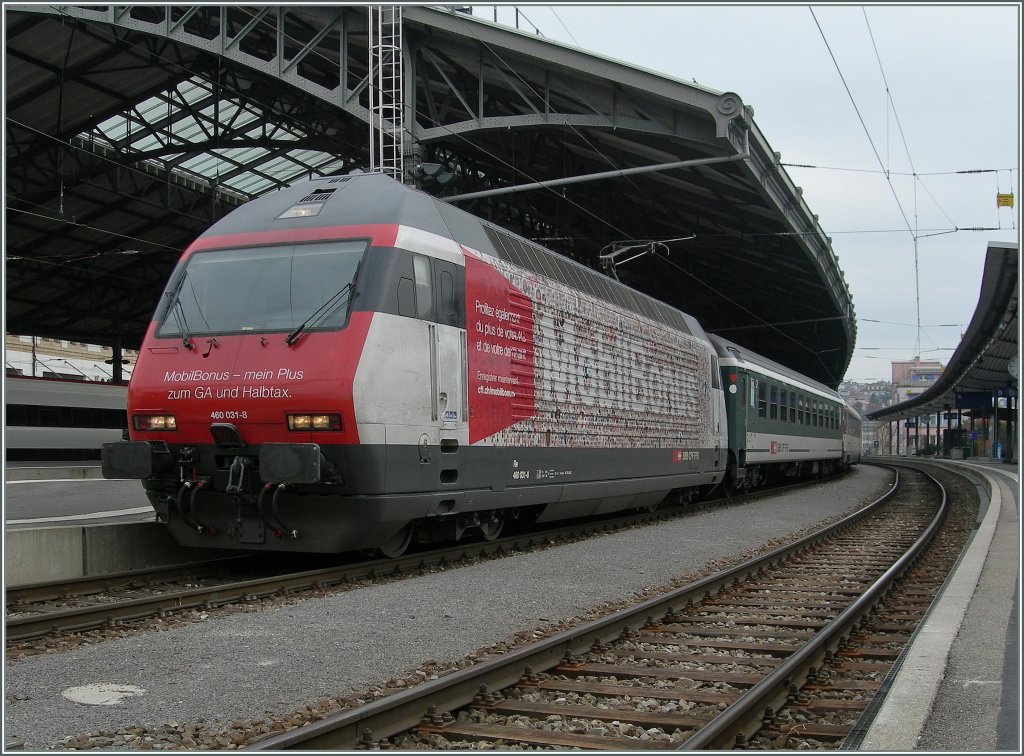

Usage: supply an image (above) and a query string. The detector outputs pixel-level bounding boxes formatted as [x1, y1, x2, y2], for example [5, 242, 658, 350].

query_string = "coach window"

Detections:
[789, 392, 797, 423]
[413, 255, 433, 319]
[810, 400, 816, 427]
[757, 381, 767, 419]
[769, 385, 778, 420]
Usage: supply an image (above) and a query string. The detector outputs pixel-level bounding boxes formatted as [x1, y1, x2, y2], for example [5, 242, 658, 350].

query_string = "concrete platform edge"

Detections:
[857, 464, 1003, 750]
[4, 522, 239, 586]
[5, 464, 105, 481]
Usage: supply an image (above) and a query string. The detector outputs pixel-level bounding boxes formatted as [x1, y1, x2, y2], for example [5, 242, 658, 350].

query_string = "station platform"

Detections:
[856, 458, 1019, 751]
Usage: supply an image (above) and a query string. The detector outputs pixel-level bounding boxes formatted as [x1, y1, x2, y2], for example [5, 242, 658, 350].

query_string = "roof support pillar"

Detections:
[945, 404, 953, 459]
[111, 335, 124, 385]
[1006, 396, 1015, 463]
[992, 401, 1000, 460]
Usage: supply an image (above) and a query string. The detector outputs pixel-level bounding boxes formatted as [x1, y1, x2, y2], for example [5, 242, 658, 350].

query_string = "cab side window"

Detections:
[413, 255, 433, 320]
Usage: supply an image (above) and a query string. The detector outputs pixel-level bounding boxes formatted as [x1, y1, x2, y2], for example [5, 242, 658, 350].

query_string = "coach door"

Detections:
[429, 259, 467, 440]
[709, 359, 726, 468]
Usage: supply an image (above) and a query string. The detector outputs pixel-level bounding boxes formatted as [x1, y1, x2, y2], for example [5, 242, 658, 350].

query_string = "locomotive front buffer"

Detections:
[101, 424, 337, 541]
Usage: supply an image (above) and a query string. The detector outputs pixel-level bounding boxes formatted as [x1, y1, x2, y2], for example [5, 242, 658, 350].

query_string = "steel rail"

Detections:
[246, 469, 903, 750]
[677, 464, 948, 749]
[6, 475, 840, 644]
[3, 500, 692, 643]
[5, 555, 258, 604]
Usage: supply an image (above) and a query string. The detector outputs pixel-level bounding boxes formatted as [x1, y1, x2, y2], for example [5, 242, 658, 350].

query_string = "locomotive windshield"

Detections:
[156, 240, 366, 339]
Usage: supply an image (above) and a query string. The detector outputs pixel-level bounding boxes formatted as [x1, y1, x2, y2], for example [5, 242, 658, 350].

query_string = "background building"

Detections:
[4, 334, 136, 383]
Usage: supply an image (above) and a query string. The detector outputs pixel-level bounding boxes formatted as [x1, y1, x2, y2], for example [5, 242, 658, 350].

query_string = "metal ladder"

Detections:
[368, 5, 404, 182]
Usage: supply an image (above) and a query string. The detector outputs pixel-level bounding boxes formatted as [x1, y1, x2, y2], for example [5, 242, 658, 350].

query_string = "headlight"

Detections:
[287, 413, 342, 431]
[134, 415, 177, 431]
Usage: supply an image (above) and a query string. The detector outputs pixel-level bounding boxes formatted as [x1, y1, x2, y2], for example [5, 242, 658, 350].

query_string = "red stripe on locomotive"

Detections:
[464, 249, 537, 444]
[184, 224, 398, 255]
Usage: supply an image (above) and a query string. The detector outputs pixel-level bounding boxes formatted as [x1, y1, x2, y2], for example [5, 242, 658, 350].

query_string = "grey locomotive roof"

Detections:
[197, 173, 454, 240]
[199, 173, 710, 343]
[708, 333, 841, 399]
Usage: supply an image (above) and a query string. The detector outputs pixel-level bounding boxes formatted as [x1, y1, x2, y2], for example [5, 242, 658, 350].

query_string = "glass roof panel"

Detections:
[79, 76, 350, 200]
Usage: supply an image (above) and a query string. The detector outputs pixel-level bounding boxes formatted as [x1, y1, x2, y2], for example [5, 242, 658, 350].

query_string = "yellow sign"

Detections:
[997, 193, 1014, 208]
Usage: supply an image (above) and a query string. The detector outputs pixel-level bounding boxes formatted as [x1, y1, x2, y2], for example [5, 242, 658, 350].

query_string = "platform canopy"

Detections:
[867, 241, 1018, 422]
[5, 5, 856, 386]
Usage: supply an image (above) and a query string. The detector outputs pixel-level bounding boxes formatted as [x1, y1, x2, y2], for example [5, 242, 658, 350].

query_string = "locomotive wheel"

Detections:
[478, 511, 505, 541]
[378, 523, 414, 558]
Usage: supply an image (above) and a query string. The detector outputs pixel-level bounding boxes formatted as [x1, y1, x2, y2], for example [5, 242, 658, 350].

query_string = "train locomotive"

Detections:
[102, 173, 858, 556]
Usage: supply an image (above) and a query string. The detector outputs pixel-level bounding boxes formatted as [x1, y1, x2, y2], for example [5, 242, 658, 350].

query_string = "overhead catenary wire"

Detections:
[442, 7, 659, 236]
[811, 7, 931, 353]
[235, 4, 647, 248]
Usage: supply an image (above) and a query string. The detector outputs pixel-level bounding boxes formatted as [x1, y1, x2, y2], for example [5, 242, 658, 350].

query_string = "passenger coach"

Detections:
[709, 334, 851, 492]
[5, 376, 128, 460]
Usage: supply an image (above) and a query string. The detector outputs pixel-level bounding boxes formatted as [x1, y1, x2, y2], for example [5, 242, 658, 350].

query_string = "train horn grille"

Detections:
[210, 423, 246, 449]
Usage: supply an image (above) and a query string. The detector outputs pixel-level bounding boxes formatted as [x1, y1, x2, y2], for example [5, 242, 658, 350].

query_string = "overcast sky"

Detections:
[469, 3, 1021, 383]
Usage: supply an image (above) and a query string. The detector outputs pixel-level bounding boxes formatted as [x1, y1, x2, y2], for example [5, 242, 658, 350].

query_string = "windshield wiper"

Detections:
[286, 283, 353, 346]
[165, 273, 194, 350]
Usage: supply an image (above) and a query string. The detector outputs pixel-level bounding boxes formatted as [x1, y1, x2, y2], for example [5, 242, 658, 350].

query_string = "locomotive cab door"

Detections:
[430, 258, 468, 445]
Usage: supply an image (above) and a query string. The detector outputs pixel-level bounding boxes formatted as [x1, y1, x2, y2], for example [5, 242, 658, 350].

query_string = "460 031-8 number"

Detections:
[210, 410, 248, 420]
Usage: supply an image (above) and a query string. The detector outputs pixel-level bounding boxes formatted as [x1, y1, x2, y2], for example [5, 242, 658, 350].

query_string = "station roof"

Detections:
[867, 241, 1019, 422]
[5, 4, 856, 386]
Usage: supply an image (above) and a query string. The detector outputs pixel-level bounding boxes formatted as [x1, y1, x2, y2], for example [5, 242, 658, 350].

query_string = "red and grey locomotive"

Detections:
[103, 173, 732, 555]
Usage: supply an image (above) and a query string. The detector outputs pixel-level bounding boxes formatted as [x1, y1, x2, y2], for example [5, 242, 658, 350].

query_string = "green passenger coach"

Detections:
[709, 334, 848, 493]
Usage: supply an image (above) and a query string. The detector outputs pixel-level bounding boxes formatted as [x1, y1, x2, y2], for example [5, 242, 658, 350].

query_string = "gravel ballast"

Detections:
[4, 465, 892, 750]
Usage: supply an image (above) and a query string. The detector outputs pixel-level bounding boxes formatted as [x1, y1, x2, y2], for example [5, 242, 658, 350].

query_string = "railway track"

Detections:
[244, 463, 974, 750]
[6, 477, 822, 648]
